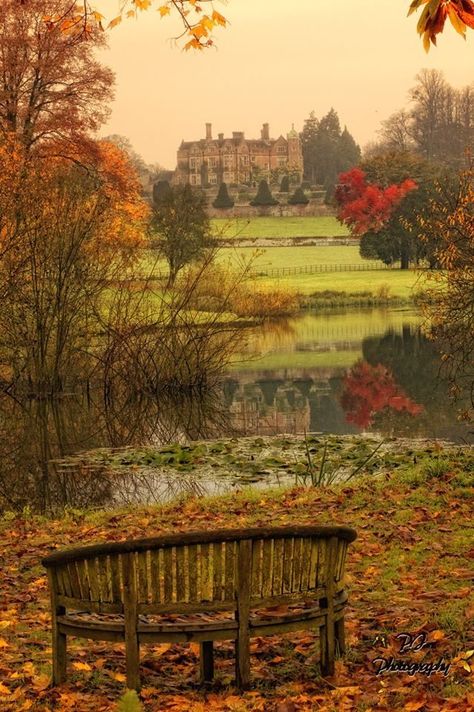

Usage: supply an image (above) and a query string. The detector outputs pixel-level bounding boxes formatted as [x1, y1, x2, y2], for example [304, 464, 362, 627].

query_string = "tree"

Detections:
[411, 163, 474, 419]
[0, 146, 147, 392]
[336, 153, 441, 269]
[153, 180, 172, 203]
[301, 109, 360, 195]
[378, 110, 414, 153]
[280, 175, 290, 193]
[301, 111, 319, 184]
[250, 180, 279, 206]
[213, 182, 234, 208]
[288, 186, 309, 205]
[0, 0, 113, 155]
[409, 70, 474, 165]
[151, 184, 214, 285]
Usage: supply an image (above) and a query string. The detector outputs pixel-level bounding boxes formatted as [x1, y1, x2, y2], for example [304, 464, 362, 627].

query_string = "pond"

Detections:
[0, 307, 470, 511]
[225, 307, 471, 442]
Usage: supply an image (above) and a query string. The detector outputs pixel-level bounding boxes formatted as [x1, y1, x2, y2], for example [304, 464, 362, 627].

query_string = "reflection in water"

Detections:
[340, 361, 423, 429]
[225, 312, 471, 442]
[0, 386, 230, 512]
[1, 309, 470, 513]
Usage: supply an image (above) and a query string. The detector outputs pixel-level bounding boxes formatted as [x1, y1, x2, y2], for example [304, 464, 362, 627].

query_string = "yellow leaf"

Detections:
[212, 10, 226, 27]
[0, 682, 10, 696]
[72, 661, 92, 671]
[113, 672, 126, 682]
[0, 638, 9, 648]
[0, 621, 11, 629]
[159, 5, 171, 17]
[108, 16, 122, 29]
[447, 5, 467, 36]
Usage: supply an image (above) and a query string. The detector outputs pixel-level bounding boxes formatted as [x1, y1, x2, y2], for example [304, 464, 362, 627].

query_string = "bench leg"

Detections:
[125, 637, 140, 691]
[319, 623, 335, 676]
[200, 641, 214, 683]
[335, 616, 346, 655]
[52, 619, 67, 685]
[235, 631, 250, 690]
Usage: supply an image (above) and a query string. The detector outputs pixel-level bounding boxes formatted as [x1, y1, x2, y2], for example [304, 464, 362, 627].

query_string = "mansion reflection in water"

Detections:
[224, 327, 470, 442]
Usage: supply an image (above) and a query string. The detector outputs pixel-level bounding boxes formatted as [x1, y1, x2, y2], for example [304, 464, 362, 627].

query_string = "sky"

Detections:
[98, 0, 474, 169]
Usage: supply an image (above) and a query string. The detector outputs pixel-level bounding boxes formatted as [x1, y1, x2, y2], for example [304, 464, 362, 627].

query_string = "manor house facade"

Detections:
[174, 123, 303, 187]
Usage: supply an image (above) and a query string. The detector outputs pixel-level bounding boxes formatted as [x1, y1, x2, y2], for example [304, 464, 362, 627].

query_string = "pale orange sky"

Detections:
[98, 0, 473, 169]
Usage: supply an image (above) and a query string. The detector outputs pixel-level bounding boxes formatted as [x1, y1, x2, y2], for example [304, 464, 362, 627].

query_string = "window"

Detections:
[190, 158, 196, 169]
[277, 145, 286, 154]
[278, 157, 286, 167]
[209, 175, 218, 184]
[208, 157, 218, 168]
[240, 155, 249, 165]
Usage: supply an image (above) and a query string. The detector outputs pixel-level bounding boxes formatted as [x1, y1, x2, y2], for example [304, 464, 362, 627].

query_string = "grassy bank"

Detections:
[0, 437, 472, 711]
[212, 216, 349, 239]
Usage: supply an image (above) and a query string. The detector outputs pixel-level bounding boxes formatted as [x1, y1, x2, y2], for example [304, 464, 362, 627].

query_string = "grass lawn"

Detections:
[218, 246, 425, 298]
[265, 269, 425, 298]
[1, 437, 472, 711]
[212, 216, 350, 239]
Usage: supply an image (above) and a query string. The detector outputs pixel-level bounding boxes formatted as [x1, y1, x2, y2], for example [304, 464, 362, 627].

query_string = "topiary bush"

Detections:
[288, 186, 309, 205]
[280, 175, 290, 192]
[212, 182, 234, 208]
[250, 180, 279, 206]
[152, 180, 171, 205]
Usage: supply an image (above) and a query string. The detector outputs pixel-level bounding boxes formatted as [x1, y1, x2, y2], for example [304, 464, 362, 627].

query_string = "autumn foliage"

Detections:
[335, 168, 418, 236]
[409, 0, 474, 50]
[341, 360, 423, 428]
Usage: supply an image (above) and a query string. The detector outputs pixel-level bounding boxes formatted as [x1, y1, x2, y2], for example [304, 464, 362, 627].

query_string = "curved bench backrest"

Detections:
[42, 526, 357, 614]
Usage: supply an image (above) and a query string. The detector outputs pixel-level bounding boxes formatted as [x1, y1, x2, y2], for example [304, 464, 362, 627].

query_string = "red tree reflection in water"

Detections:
[341, 360, 424, 428]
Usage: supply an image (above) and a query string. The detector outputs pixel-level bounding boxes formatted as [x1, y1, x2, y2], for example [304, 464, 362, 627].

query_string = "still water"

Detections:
[226, 308, 470, 442]
[0, 307, 470, 511]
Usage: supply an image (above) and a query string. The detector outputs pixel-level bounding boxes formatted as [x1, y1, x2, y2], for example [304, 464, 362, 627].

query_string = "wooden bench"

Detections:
[42, 525, 357, 690]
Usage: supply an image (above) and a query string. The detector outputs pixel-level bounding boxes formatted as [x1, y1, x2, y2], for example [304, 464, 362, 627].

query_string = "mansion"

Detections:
[174, 123, 304, 187]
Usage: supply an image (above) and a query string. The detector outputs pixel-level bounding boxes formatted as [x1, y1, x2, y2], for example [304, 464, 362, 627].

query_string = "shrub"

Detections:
[288, 186, 309, 205]
[231, 287, 301, 318]
[212, 182, 234, 208]
[152, 180, 171, 204]
[250, 180, 279, 206]
[301, 180, 311, 190]
[280, 175, 290, 192]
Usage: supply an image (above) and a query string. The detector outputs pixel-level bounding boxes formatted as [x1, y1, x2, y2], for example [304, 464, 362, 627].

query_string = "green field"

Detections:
[217, 246, 423, 298]
[212, 216, 349, 239]
[139, 244, 427, 301]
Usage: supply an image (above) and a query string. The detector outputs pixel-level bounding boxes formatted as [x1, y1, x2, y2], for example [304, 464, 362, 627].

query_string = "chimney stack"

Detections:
[218, 132, 224, 141]
[261, 123, 270, 140]
[205, 123, 212, 140]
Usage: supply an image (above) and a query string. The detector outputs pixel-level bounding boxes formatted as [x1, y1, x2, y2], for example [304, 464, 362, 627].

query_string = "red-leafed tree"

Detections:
[335, 152, 442, 269]
[340, 360, 424, 429]
[335, 168, 417, 236]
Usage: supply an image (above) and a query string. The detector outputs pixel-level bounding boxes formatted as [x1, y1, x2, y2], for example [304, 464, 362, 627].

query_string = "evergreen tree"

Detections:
[288, 186, 309, 205]
[250, 180, 279, 206]
[301, 109, 360, 195]
[212, 182, 234, 208]
[153, 180, 171, 204]
[280, 175, 290, 192]
[301, 111, 319, 184]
